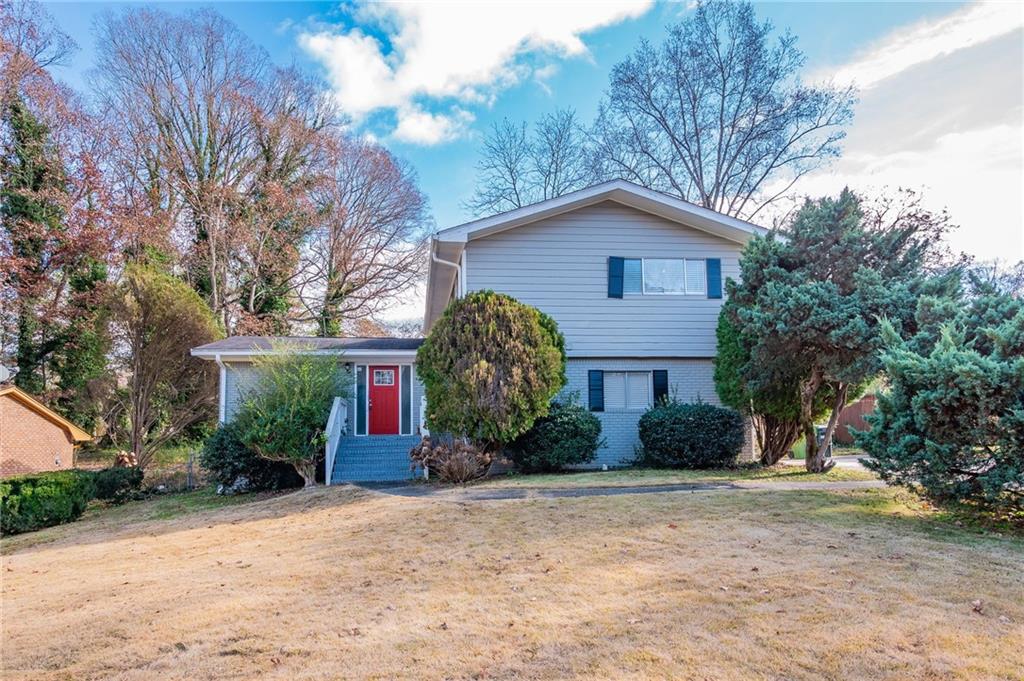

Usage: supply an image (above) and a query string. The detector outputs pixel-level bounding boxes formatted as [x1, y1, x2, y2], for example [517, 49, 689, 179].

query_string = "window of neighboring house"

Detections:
[603, 371, 652, 411]
[622, 258, 707, 295]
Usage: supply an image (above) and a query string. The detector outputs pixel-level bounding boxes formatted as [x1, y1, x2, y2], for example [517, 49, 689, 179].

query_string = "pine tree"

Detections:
[1, 97, 67, 394]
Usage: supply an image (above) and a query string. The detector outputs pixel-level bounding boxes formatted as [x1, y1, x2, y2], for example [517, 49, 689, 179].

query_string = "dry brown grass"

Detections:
[2, 486, 1022, 680]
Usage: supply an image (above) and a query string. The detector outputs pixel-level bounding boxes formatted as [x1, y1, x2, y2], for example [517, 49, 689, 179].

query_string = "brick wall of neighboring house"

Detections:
[0, 394, 76, 478]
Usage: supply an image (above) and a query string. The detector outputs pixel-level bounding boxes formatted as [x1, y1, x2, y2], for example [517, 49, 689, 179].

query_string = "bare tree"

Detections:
[466, 108, 594, 215]
[533, 109, 594, 202]
[0, 0, 76, 108]
[591, 0, 855, 219]
[232, 68, 337, 334]
[300, 135, 430, 335]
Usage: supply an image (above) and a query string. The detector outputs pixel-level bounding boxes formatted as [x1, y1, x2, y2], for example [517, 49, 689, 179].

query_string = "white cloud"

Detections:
[299, 1, 652, 144]
[776, 124, 1023, 262]
[816, 1, 1024, 90]
[777, 4, 1024, 263]
[392, 105, 474, 145]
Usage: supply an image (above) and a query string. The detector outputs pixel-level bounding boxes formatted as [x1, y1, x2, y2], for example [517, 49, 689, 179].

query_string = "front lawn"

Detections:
[2, 484, 1021, 680]
[475, 464, 877, 489]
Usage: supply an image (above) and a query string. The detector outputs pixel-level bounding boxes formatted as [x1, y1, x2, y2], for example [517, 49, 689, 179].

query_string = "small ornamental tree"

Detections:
[858, 273, 1024, 515]
[416, 290, 566, 452]
[729, 189, 949, 472]
[110, 265, 222, 469]
[234, 344, 350, 487]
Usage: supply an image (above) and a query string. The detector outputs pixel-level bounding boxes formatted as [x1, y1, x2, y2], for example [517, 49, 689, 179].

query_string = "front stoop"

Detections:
[331, 435, 422, 483]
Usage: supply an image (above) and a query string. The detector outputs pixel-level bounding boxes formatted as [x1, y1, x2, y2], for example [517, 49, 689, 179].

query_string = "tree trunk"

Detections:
[816, 382, 850, 468]
[801, 368, 832, 473]
[294, 460, 318, 488]
[755, 413, 802, 466]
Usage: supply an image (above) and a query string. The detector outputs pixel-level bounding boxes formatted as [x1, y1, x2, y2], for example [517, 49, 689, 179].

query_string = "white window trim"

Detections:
[626, 258, 708, 297]
[604, 370, 653, 412]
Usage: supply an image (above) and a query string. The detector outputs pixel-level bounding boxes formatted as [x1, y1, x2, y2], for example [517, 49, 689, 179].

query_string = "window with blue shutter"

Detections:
[707, 258, 722, 299]
[652, 370, 668, 404]
[607, 257, 624, 298]
[588, 370, 604, 411]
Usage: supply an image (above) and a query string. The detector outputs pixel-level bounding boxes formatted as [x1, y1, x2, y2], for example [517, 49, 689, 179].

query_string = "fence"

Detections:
[834, 395, 876, 445]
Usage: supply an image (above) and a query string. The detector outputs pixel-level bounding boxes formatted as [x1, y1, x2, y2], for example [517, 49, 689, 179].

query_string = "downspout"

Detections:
[215, 353, 227, 424]
[430, 237, 462, 296]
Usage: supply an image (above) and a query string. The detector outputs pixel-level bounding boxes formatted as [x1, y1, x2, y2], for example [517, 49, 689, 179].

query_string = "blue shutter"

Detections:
[707, 258, 722, 299]
[588, 370, 604, 412]
[653, 370, 668, 404]
[607, 257, 624, 298]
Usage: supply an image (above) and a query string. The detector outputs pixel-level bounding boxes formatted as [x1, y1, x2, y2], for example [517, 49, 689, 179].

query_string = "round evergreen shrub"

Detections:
[0, 470, 96, 535]
[507, 398, 604, 473]
[200, 423, 303, 492]
[91, 466, 144, 504]
[417, 290, 566, 450]
[637, 401, 745, 468]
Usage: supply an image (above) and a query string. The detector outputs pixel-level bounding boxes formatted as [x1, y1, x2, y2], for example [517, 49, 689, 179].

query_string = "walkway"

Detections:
[362, 478, 885, 502]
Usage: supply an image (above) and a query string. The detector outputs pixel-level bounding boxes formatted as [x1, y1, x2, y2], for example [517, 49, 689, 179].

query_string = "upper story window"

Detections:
[622, 258, 707, 295]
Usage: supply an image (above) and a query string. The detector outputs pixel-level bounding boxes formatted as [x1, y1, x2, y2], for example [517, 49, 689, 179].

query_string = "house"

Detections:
[0, 385, 93, 478]
[193, 180, 766, 482]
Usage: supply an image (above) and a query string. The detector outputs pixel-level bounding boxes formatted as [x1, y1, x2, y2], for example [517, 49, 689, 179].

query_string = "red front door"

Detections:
[368, 365, 400, 435]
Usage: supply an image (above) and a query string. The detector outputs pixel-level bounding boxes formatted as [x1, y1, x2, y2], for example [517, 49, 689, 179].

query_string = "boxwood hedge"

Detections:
[636, 401, 745, 469]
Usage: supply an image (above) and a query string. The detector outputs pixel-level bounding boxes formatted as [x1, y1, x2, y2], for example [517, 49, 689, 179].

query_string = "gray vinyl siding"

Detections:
[464, 201, 743, 358]
[563, 358, 755, 467]
[221, 360, 424, 435]
[223, 362, 261, 422]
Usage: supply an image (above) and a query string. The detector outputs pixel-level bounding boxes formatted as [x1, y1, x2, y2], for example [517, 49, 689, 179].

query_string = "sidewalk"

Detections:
[363, 477, 885, 502]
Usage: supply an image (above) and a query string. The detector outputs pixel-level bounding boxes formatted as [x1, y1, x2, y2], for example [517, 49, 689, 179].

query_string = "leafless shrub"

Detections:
[410, 437, 492, 484]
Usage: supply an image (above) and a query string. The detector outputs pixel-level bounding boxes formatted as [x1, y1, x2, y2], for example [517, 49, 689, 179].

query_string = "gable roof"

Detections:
[0, 385, 92, 442]
[435, 179, 767, 244]
[191, 336, 424, 359]
[424, 179, 767, 330]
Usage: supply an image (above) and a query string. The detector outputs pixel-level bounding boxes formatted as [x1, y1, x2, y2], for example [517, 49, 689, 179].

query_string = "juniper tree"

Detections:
[859, 272, 1024, 514]
[416, 291, 566, 452]
[729, 189, 949, 472]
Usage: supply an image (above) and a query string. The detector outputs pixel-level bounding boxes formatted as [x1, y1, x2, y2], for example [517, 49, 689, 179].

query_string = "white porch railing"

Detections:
[325, 396, 347, 486]
[419, 395, 429, 437]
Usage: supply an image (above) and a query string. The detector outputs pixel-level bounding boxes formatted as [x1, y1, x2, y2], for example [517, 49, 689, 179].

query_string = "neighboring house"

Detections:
[194, 180, 766, 481]
[0, 385, 92, 478]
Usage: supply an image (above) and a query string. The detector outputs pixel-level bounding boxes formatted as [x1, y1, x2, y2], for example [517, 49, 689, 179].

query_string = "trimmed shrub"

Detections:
[200, 423, 303, 492]
[417, 290, 566, 451]
[410, 437, 492, 483]
[91, 466, 144, 504]
[0, 470, 96, 535]
[507, 397, 604, 473]
[636, 401, 745, 469]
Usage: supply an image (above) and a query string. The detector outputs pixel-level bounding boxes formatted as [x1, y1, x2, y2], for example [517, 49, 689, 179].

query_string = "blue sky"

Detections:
[45, 1, 1024, 316]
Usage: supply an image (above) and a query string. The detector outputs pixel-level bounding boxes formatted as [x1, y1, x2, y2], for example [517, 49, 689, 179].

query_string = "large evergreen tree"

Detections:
[1, 96, 67, 393]
[416, 291, 566, 452]
[859, 271, 1024, 515]
[729, 189, 949, 471]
